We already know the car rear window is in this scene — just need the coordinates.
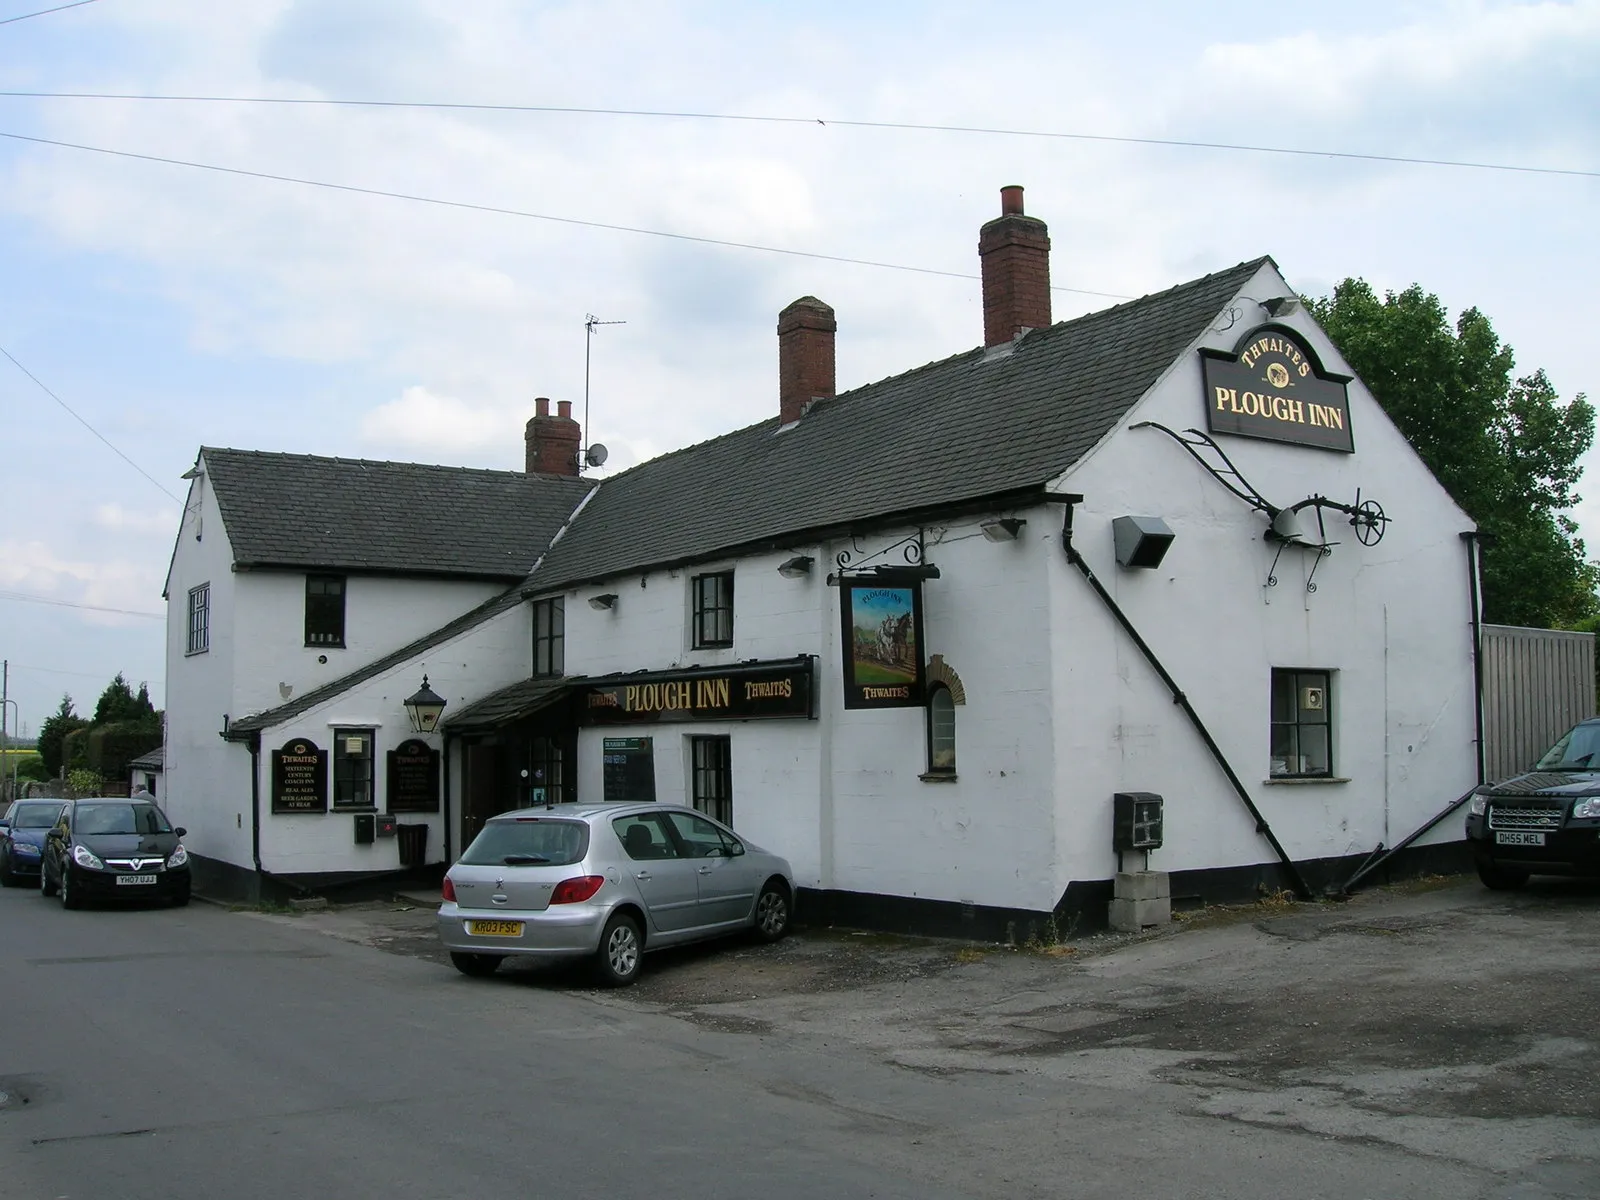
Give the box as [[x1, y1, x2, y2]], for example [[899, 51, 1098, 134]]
[[7, 803, 59, 829], [460, 819, 589, 866]]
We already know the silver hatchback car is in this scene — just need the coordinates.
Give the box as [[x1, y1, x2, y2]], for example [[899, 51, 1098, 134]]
[[437, 803, 795, 986]]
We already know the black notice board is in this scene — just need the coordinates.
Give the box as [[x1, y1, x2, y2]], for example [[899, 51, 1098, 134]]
[[602, 737, 655, 803]]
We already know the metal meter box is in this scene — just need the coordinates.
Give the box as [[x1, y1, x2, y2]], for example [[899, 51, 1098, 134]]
[[375, 813, 398, 839], [1113, 792, 1164, 852]]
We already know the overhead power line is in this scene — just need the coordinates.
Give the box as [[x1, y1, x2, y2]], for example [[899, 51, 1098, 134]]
[[0, 589, 164, 619], [0, 89, 1592, 180], [0, 342, 182, 503], [0, 129, 1134, 299], [0, 1, 99, 27]]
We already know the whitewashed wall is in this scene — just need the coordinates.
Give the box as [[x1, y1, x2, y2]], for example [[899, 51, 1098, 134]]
[[163, 468, 255, 869], [253, 600, 533, 876], [230, 571, 503, 718], [1045, 263, 1477, 896]]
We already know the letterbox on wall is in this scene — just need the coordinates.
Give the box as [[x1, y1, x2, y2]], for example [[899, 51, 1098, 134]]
[[353, 813, 376, 845], [1113, 792, 1164, 852]]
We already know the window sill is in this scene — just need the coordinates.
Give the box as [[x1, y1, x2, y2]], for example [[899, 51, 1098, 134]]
[[1263, 776, 1351, 786], [306, 643, 346, 650], [919, 772, 958, 783], [185, 648, 209, 657], [332, 805, 378, 813]]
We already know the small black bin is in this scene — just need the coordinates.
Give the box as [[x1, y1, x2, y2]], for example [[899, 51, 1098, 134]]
[[396, 823, 428, 868]]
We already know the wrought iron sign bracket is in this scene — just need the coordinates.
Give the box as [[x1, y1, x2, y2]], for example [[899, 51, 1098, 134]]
[[827, 529, 935, 585]]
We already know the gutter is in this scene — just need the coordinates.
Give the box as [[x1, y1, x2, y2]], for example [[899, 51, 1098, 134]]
[[1057, 498, 1314, 901]]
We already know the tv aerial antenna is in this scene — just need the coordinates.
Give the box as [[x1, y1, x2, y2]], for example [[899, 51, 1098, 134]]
[[582, 313, 625, 470]]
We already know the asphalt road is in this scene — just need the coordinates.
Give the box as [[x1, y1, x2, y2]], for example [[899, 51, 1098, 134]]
[[2, 876, 1598, 1199]]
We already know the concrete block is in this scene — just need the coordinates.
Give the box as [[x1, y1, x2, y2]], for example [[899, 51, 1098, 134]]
[[1114, 871, 1170, 901], [1109, 895, 1171, 932]]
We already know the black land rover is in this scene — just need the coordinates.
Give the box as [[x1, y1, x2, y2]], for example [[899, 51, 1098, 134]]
[[1466, 718, 1600, 889]]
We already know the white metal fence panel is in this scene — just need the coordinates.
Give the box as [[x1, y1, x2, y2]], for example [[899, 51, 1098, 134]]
[[1481, 623, 1596, 783]]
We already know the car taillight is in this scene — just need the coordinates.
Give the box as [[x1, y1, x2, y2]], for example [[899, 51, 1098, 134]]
[[549, 875, 604, 904], [441, 877, 457, 902]]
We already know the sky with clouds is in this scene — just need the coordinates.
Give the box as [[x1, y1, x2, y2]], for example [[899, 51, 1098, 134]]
[[1, 0, 1595, 735]]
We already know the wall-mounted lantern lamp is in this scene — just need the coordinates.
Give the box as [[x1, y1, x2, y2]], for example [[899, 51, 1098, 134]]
[[981, 517, 1026, 542], [588, 593, 619, 610], [1112, 515, 1175, 569], [777, 555, 814, 579], [403, 675, 447, 733]]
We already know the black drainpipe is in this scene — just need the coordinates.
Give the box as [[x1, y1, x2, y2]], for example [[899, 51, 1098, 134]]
[[248, 732, 263, 877], [1058, 499, 1314, 901], [1462, 530, 1487, 787], [442, 729, 453, 864]]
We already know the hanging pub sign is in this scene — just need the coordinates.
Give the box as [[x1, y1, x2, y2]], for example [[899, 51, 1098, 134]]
[[1200, 325, 1354, 453], [580, 657, 815, 726], [271, 737, 328, 814], [839, 574, 926, 709], [385, 738, 440, 813]]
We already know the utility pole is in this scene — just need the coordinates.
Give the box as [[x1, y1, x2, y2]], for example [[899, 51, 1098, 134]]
[[2, 659, 11, 804]]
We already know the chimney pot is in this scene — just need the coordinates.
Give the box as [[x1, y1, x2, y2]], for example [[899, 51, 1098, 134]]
[[979, 184, 1052, 348], [525, 397, 582, 476], [777, 296, 836, 426]]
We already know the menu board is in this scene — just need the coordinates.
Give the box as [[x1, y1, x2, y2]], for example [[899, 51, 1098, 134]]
[[386, 739, 440, 813], [602, 737, 655, 803], [271, 737, 328, 814]]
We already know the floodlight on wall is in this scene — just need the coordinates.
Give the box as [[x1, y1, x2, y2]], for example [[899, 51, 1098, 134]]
[[1260, 295, 1300, 317], [777, 555, 814, 578], [588, 593, 619, 610], [981, 517, 1026, 542], [403, 674, 447, 733], [1112, 515, 1175, 569]]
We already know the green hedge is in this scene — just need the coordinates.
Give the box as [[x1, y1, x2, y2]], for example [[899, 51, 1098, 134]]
[[89, 721, 162, 781]]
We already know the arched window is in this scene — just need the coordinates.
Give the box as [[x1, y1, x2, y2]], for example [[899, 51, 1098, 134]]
[[926, 685, 956, 775]]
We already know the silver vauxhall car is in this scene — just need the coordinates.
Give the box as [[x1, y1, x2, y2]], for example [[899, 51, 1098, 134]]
[[437, 803, 794, 986]]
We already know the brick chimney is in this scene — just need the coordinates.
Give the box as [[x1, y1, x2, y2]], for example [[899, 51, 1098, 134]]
[[978, 185, 1052, 348], [524, 397, 582, 476], [777, 296, 836, 426]]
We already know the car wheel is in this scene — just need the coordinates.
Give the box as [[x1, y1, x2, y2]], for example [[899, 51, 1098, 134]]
[[593, 911, 643, 987], [1477, 860, 1530, 891], [170, 890, 191, 908], [449, 952, 503, 977], [752, 879, 792, 943], [60, 867, 82, 910], [0, 848, 15, 887], [40, 861, 58, 897]]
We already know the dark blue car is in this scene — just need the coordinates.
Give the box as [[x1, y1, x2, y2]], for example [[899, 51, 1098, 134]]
[[0, 799, 63, 886]]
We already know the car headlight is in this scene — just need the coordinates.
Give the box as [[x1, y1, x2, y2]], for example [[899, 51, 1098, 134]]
[[72, 844, 105, 870], [14, 841, 40, 856], [1572, 797, 1600, 820], [1467, 793, 1488, 816], [167, 844, 189, 869]]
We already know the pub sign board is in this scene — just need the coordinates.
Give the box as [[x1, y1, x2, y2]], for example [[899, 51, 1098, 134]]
[[602, 737, 656, 803], [839, 575, 926, 709], [581, 658, 814, 726], [386, 738, 440, 813], [1200, 325, 1354, 453], [271, 737, 328, 814]]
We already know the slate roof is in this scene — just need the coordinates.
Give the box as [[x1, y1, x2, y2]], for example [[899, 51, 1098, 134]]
[[443, 676, 571, 733], [224, 588, 525, 737], [202, 449, 593, 579], [528, 258, 1270, 590], [127, 746, 164, 771]]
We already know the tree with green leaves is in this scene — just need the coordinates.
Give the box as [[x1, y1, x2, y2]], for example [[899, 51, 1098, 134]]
[[1311, 280, 1598, 628], [37, 694, 89, 779], [94, 672, 157, 725]]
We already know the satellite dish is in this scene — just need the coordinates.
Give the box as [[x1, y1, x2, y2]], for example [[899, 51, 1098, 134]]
[[585, 443, 609, 468]]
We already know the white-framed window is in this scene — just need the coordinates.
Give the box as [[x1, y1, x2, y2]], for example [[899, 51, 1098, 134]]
[[186, 583, 210, 655], [926, 685, 956, 775], [1270, 669, 1332, 778]]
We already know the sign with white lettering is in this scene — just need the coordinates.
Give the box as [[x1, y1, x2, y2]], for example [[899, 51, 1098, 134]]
[[271, 737, 328, 814], [602, 737, 656, 803], [1200, 326, 1353, 452]]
